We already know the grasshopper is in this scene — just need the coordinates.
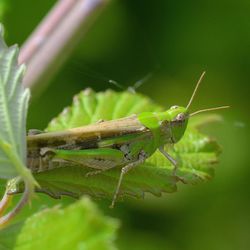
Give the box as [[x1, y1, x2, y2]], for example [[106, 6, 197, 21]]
[[27, 72, 229, 207]]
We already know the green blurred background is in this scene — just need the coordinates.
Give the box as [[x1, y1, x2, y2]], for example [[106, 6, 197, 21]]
[[1, 0, 249, 249]]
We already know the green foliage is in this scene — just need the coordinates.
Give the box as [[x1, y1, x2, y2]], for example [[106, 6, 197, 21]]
[[46, 88, 162, 131], [2, 1, 247, 249], [0, 25, 36, 189], [13, 89, 221, 201], [0, 197, 119, 250]]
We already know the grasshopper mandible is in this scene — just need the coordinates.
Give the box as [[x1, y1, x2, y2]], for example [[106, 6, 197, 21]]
[[27, 72, 229, 207]]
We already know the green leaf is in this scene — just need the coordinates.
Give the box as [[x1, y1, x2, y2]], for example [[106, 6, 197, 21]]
[[46, 88, 162, 131], [0, 25, 35, 186], [0, 24, 37, 227], [0, 197, 119, 250], [13, 89, 221, 201], [0, 222, 23, 249]]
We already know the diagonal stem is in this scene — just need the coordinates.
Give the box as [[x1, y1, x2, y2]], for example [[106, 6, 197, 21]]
[[0, 180, 31, 229], [19, 0, 110, 95], [0, 189, 13, 217], [19, 0, 77, 65]]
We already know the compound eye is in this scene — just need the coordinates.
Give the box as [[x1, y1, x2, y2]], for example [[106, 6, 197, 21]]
[[176, 113, 185, 121], [171, 105, 179, 109]]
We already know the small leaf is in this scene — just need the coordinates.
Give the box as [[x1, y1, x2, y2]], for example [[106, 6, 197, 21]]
[[12, 89, 221, 201], [0, 25, 32, 179], [0, 197, 119, 250], [0, 24, 37, 227]]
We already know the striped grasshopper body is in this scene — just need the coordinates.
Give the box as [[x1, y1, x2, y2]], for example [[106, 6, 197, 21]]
[[27, 72, 228, 207]]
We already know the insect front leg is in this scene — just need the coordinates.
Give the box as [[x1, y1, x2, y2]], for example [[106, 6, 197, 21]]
[[158, 146, 178, 175], [110, 151, 147, 208]]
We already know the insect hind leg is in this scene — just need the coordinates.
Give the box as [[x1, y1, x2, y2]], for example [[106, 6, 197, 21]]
[[85, 166, 115, 177]]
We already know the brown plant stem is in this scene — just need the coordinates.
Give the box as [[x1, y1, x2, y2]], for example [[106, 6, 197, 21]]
[[19, 0, 109, 94], [0, 189, 13, 217], [19, 0, 76, 65], [0, 180, 31, 229]]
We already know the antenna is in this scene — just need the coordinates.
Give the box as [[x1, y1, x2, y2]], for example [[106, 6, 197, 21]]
[[186, 71, 206, 110], [133, 72, 153, 90], [189, 106, 230, 117], [108, 80, 124, 90], [127, 72, 153, 94]]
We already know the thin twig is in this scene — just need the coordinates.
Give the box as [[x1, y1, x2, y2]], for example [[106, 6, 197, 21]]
[[20, 0, 109, 94], [0, 189, 13, 217], [0, 180, 31, 229]]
